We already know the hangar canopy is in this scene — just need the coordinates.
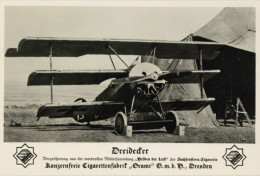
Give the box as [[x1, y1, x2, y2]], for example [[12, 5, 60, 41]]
[[193, 7, 255, 53], [191, 7, 256, 118]]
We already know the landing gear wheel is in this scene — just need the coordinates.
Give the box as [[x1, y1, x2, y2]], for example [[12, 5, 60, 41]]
[[74, 98, 86, 102], [165, 111, 179, 133], [115, 112, 127, 135]]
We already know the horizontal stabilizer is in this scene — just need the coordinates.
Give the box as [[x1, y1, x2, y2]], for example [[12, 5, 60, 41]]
[[149, 98, 215, 111], [159, 70, 220, 83], [37, 101, 124, 117], [28, 70, 128, 85], [6, 37, 222, 59]]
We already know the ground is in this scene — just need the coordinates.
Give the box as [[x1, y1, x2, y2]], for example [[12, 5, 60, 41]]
[[4, 107, 255, 143]]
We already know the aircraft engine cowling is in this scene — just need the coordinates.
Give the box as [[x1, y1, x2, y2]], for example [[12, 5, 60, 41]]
[[135, 81, 165, 97], [129, 62, 162, 77], [130, 62, 166, 97]]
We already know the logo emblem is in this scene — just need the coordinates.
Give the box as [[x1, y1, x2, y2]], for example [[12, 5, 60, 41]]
[[13, 144, 37, 168], [223, 145, 246, 169]]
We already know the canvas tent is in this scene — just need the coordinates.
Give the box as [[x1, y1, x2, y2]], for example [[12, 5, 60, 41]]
[[190, 7, 255, 118], [139, 7, 255, 127], [192, 7, 255, 53], [141, 56, 219, 127]]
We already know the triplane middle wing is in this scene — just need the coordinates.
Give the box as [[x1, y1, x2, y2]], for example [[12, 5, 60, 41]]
[[28, 70, 128, 85]]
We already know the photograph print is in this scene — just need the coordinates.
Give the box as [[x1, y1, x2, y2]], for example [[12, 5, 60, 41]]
[[4, 6, 255, 143]]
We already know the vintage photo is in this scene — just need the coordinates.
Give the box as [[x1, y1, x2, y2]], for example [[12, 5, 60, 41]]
[[4, 6, 255, 143]]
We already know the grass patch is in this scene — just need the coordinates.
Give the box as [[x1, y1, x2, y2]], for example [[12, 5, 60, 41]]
[[4, 108, 255, 143], [4, 103, 42, 109]]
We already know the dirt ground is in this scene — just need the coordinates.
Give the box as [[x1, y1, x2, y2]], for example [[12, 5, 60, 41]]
[[4, 108, 255, 143]]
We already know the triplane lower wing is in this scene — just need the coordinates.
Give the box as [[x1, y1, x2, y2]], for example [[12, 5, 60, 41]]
[[6, 37, 222, 135], [37, 101, 125, 122]]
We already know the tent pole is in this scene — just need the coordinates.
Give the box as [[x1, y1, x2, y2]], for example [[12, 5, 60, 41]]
[[199, 48, 204, 98], [49, 44, 54, 104]]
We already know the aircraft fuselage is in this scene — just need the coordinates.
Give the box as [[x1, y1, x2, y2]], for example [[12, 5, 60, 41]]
[[81, 63, 166, 121]]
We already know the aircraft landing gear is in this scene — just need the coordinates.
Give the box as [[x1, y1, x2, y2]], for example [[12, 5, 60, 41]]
[[114, 94, 180, 136], [164, 111, 179, 133], [114, 111, 180, 136], [115, 112, 127, 135]]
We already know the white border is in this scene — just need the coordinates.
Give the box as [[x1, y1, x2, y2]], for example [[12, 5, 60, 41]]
[[0, 1, 259, 175]]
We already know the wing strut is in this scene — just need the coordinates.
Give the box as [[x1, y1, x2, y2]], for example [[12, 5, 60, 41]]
[[152, 47, 156, 64], [108, 54, 116, 70], [49, 43, 54, 104], [199, 48, 204, 98], [147, 46, 156, 64], [130, 95, 136, 118], [156, 94, 165, 119], [107, 45, 129, 69]]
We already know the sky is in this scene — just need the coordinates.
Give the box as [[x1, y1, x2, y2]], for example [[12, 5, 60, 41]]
[[4, 6, 224, 83]]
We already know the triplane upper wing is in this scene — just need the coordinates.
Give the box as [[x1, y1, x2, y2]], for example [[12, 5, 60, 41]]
[[5, 37, 222, 60]]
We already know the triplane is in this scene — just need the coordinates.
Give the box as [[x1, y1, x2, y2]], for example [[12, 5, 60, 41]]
[[6, 38, 221, 135]]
